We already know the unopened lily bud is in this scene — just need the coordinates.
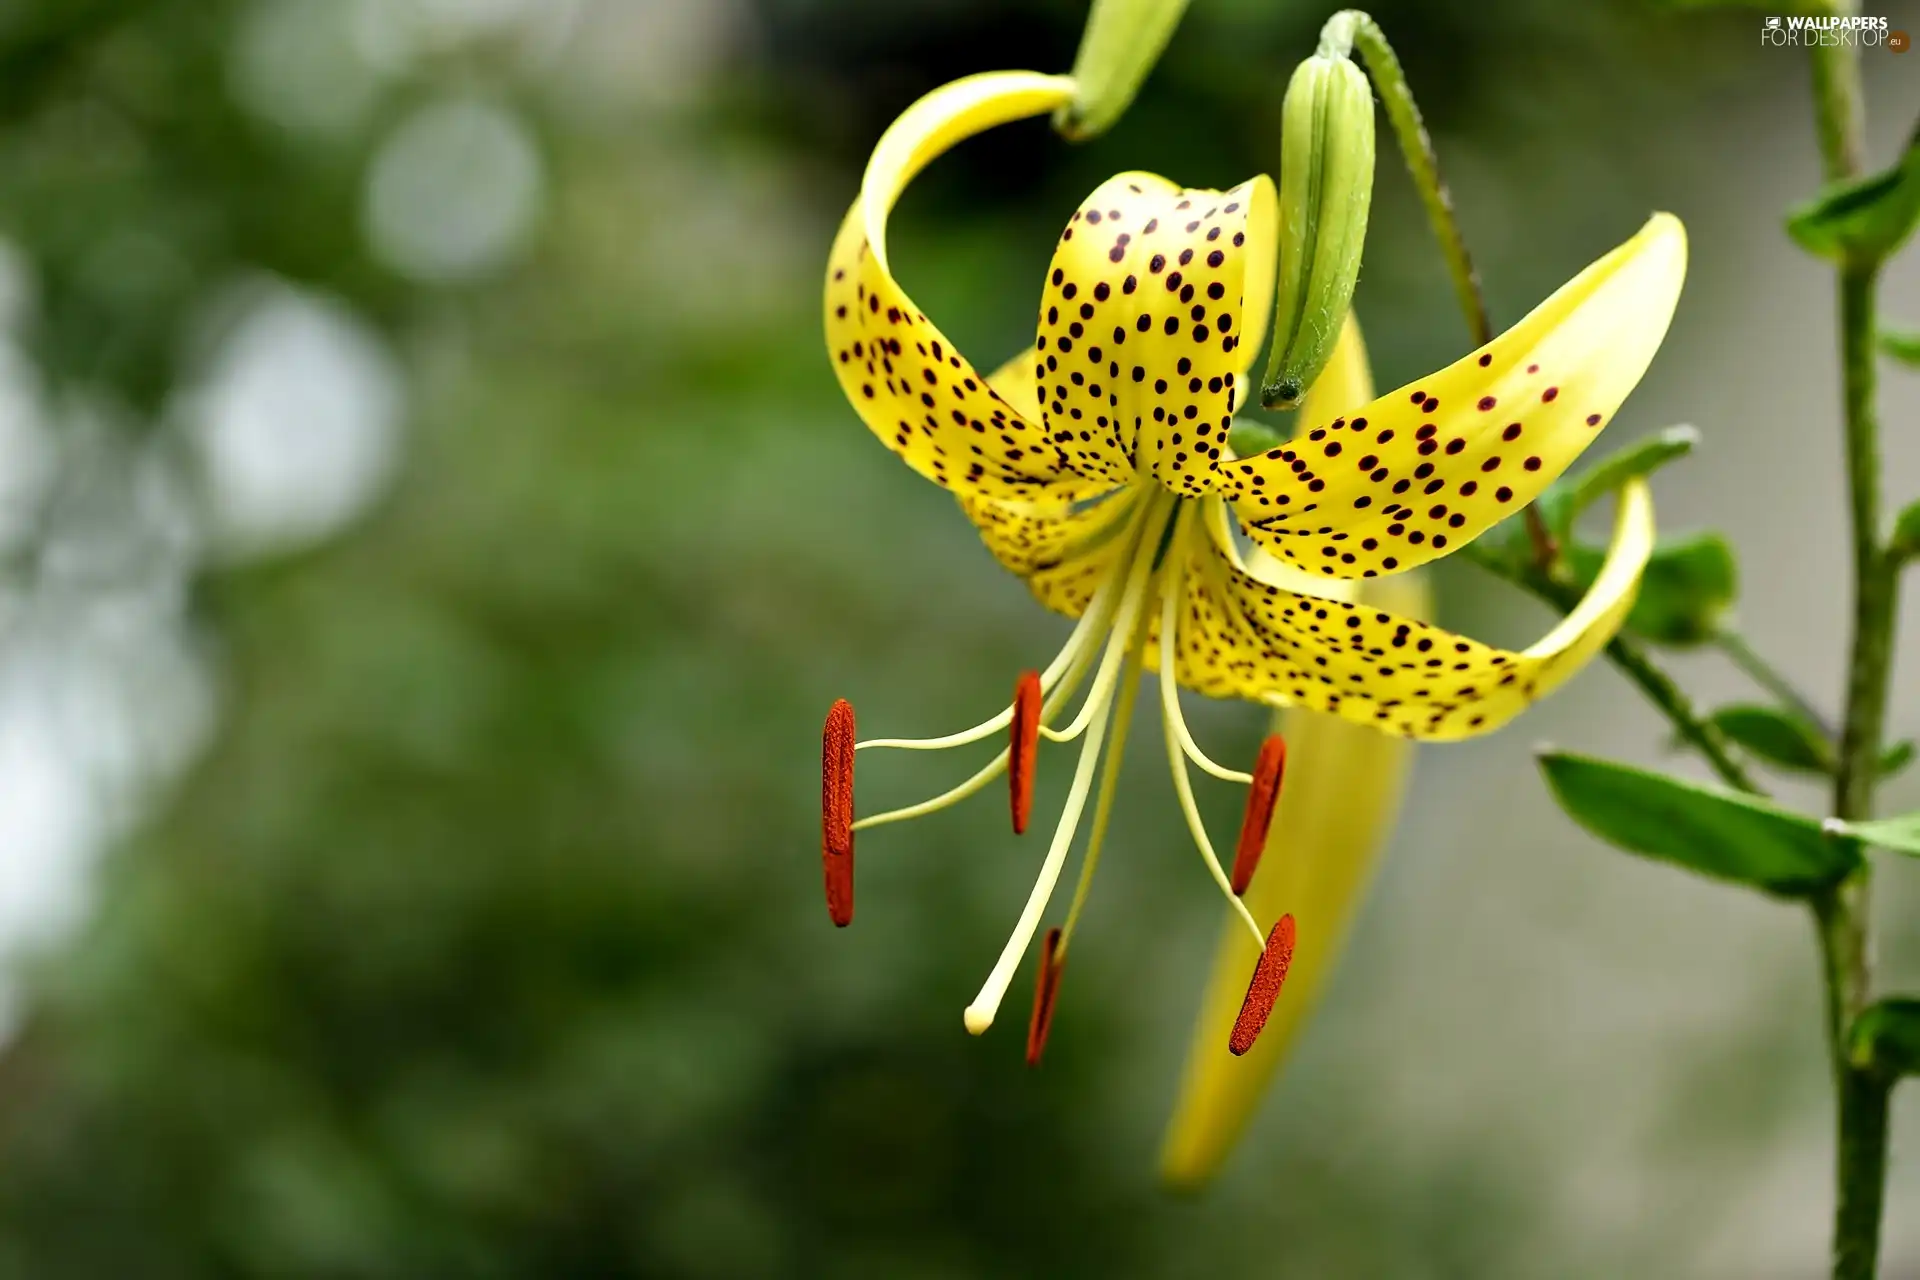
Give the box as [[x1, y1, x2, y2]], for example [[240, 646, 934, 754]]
[[1054, 0, 1194, 141], [1261, 42, 1374, 410]]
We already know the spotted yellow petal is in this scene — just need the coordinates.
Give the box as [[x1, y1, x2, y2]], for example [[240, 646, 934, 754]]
[[825, 73, 1089, 499], [1034, 172, 1279, 495], [954, 350, 1138, 617], [1159, 569, 1427, 1188], [1179, 479, 1654, 737], [1219, 213, 1686, 579]]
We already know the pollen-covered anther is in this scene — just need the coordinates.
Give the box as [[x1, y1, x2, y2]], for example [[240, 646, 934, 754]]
[[1229, 914, 1296, 1056], [1009, 669, 1042, 834], [821, 698, 857, 927], [1229, 735, 1287, 895], [1026, 926, 1067, 1066]]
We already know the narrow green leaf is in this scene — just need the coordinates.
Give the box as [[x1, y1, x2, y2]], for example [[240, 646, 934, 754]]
[[1567, 531, 1738, 647], [1849, 999, 1920, 1077], [1879, 325, 1920, 368], [1786, 132, 1920, 264], [1537, 750, 1861, 896], [1227, 419, 1286, 459], [1709, 704, 1833, 774], [1891, 498, 1920, 565], [1539, 425, 1699, 539], [1879, 740, 1916, 780], [1833, 811, 1920, 858]]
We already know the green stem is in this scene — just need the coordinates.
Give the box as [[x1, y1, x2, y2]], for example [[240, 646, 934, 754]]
[[1832, 263, 1893, 827], [1715, 628, 1834, 738], [1810, 19, 1866, 184], [1329, 11, 1560, 570], [1809, 24, 1894, 1280], [1328, 10, 1488, 346], [1463, 546, 1761, 795]]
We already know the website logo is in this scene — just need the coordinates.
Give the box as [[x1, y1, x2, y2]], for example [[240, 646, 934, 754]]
[[1761, 13, 1900, 49]]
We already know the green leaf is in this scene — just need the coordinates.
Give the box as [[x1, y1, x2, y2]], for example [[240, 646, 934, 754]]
[[1879, 740, 1916, 779], [1227, 418, 1285, 459], [1567, 531, 1738, 647], [1849, 999, 1920, 1077], [1538, 425, 1699, 540], [1891, 498, 1920, 565], [1709, 704, 1833, 774], [1879, 325, 1920, 368], [1537, 750, 1861, 896], [1833, 811, 1920, 858], [1786, 133, 1920, 265]]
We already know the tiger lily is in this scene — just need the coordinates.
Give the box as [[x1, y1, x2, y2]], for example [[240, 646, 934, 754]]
[[819, 70, 1682, 1058]]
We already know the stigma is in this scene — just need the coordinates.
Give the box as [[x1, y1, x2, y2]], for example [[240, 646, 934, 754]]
[[817, 487, 1295, 1058]]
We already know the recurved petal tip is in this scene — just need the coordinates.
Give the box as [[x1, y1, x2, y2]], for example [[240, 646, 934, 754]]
[[1229, 914, 1296, 1056], [821, 699, 856, 926]]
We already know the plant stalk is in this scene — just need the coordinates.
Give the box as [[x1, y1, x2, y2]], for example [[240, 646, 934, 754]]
[[1334, 10, 1558, 570], [1810, 23, 1893, 1279], [1462, 546, 1762, 796]]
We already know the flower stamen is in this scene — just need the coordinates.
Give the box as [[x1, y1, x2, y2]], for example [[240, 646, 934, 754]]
[[1230, 735, 1287, 895], [1165, 688, 1255, 785], [1009, 670, 1042, 834], [1158, 510, 1265, 948], [1025, 926, 1066, 1066], [849, 632, 1105, 833], [963, 494, 1170, 1035], [1056, 619, 1150, 952], [1229, 914, 1297, 1055], [855, 579, 1116, 754], [821, 698, 857, 927]]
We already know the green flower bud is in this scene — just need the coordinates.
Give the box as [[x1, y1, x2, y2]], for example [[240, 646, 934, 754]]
[[1055, 0, 1194, 142], [1261, 41, 1374, 410]]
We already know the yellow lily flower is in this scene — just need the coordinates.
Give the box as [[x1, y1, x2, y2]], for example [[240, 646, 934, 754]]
[[818, 71, 1681, 1059], [1159, 315, 1425, 1189]]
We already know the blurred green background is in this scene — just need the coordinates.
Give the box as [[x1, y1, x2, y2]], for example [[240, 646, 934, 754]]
[[0, 0, 1909, 1276]]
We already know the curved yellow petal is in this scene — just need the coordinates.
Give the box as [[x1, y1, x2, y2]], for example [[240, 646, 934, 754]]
[[825, 73, 1093, 500], [859, 73, 1076, 275], [1180, 479, 1655, 738], [1219, 213, 1686, 580], [1160, 570, 1428, 1189], [1034, 172, 1280, 494]]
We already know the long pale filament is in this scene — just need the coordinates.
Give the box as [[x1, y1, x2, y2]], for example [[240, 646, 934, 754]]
[[856, 561, 1121, 753], [1056, 593, 1153, 956], [1158, 508, 1266, 948], [850, 629, 1102, 833], [962, 492, 1171, 1034]]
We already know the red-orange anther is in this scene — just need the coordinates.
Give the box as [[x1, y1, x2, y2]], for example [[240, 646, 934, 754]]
[[821, 698, 856, 927], [1026, 926, 1066, 1066], [1009, 670, 1042, 835], [1230, 735, 1287, 895], [1229, 914, 1296, 1056]]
